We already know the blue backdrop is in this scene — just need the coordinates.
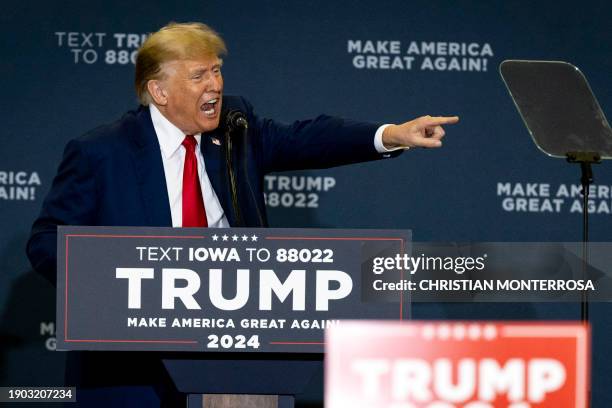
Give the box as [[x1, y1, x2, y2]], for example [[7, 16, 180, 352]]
[[2, 0, 612, 406]]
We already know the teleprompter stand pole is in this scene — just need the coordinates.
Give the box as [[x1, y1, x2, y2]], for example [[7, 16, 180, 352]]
[[566, 151, 601, 323]]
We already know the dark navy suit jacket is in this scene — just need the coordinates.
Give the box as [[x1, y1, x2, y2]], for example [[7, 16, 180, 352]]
[[27, 95, 396, 286]]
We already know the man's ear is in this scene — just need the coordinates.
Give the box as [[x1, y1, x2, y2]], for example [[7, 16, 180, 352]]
[[147, 80, 168, 106]]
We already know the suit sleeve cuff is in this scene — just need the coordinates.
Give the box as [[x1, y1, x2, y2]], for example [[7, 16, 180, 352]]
[[374, 124, 410, 153]]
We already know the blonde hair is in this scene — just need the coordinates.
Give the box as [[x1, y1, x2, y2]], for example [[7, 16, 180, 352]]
[[134, 22, 227, 105]]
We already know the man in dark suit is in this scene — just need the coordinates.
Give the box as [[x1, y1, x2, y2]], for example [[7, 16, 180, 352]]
[[26, 22, 458, 407], [27, 22, 458, 286]]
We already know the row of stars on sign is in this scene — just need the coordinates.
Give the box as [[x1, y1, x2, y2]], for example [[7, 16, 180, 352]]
[[420, 324, 498, 341], [211, 234, 259, 242]]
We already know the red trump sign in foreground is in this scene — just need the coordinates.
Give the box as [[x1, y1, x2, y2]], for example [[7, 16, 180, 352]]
[[325, 322, 589, 408]]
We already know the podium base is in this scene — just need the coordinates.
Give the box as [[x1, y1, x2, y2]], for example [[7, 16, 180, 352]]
[[187, 394, 295, 408]]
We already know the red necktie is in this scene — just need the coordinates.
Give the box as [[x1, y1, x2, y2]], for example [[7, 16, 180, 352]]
[[181, 135, 207, 227]]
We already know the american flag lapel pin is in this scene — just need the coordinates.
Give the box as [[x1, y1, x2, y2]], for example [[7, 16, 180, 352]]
[[211, 137, 221, 146]]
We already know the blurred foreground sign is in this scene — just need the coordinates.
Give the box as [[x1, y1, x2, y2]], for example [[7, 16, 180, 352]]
[[325, 321, 589, 408]]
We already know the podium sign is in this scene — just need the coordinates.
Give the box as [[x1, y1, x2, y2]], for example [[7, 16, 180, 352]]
[[56, 226, 410, 353], [326, 321, 589, 408]]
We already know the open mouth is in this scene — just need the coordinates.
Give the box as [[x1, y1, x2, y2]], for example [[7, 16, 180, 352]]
[[200, 98, 219, 117]]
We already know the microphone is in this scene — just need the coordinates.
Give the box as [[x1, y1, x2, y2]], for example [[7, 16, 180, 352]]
[[222, 107, 265, 227], [223, 108, 248, 227], [225, 109, 248, 130]]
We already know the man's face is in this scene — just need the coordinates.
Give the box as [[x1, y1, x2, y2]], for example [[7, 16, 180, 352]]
[[157, 56, 223, 134]]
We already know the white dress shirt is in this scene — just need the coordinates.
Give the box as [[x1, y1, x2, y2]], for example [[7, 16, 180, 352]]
[[374, 124, 409, 153], [149, 104, 230, 228], [150, 104, 399, 227]]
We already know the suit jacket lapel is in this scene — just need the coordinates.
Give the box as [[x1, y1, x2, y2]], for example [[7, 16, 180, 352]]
[[130, 106, 172, 227], [201, 128, 236, 226]]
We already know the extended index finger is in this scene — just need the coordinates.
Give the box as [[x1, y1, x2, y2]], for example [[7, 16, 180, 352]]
[[421, 115, 460, 126]]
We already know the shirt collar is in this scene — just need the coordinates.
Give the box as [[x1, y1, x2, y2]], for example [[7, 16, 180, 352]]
[[149, 104, 201, 159]]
